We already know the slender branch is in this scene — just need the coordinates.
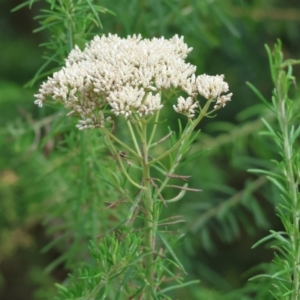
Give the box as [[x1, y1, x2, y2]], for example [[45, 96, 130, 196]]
[[140, 119, 156, 300], [130, 114, 144, 140], [152, 100, 213, 201], [127, 120, 142, 156], [149, 131, 173, 149], [154, 153, 183, 200], [103, 129, 146, 190], [276, 71, 300, 300], [102, 127, 141, 160], [149, 98, 213, 166], [166, 185, 202, 192], [147, 109, 160, 147], [164, 186, 187, 203], [189, 176, 267, 233]]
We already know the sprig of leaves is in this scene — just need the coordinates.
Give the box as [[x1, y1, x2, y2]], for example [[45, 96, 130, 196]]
[[12, 0, 114, 86], [248, 40, 300, 299]]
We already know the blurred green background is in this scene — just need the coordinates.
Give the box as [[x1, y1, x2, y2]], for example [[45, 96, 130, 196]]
[[1, 0, 300, 299]]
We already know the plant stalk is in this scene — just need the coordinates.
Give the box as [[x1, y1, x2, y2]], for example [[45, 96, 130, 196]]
[[276, 74, 300, 300], [140, 119, 156, 300]]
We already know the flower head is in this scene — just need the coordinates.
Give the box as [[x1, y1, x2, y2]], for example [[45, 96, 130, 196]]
[[34, 34, 232, 129], [196, 74, 229, 100], [214, 93, 233, 109], [173, 96, 198, 118]]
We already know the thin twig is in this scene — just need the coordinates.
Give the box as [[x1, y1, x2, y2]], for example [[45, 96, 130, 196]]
[[166, 173, 191, 181], [149, 131, 173, 148], [167, 185, 202, 192]]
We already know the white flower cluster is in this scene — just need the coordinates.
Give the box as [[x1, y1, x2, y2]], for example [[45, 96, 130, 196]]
[[196, 74, 232, 109], [173, 96, 197, 118], [34, 34, 232, 129]]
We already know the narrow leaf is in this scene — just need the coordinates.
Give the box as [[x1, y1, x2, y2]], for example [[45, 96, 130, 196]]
[[157, 232, 186, 273], [246, 82, 274, 111], [158, 280, 200, 295], [252, 231, 287, 249]]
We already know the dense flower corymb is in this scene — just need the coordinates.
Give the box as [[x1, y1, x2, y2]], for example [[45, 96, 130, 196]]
[[34, 34, 232, 129]]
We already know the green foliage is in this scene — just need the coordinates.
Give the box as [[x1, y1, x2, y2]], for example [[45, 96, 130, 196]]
[[12, 0, 114, 86], [2, 0, 300, 299], [55, 231, 147, 299], [248, 41, 300, 299]]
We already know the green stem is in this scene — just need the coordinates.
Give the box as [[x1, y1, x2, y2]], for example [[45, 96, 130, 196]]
[[127, 120, 142, 156], [102, 127, 141, 160], [64, 0, 75, 52], [140, 120, 156, 299], [149, 99, 213, 166], [131, 114, 144, 140], [154, 153, 182, 200], [276, 74, 300, 300], [103, 129, 146, 190], [147, 110, 160, 148]]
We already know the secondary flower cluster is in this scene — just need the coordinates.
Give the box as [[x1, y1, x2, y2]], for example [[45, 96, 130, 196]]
[[34, 34, 232, 129]]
